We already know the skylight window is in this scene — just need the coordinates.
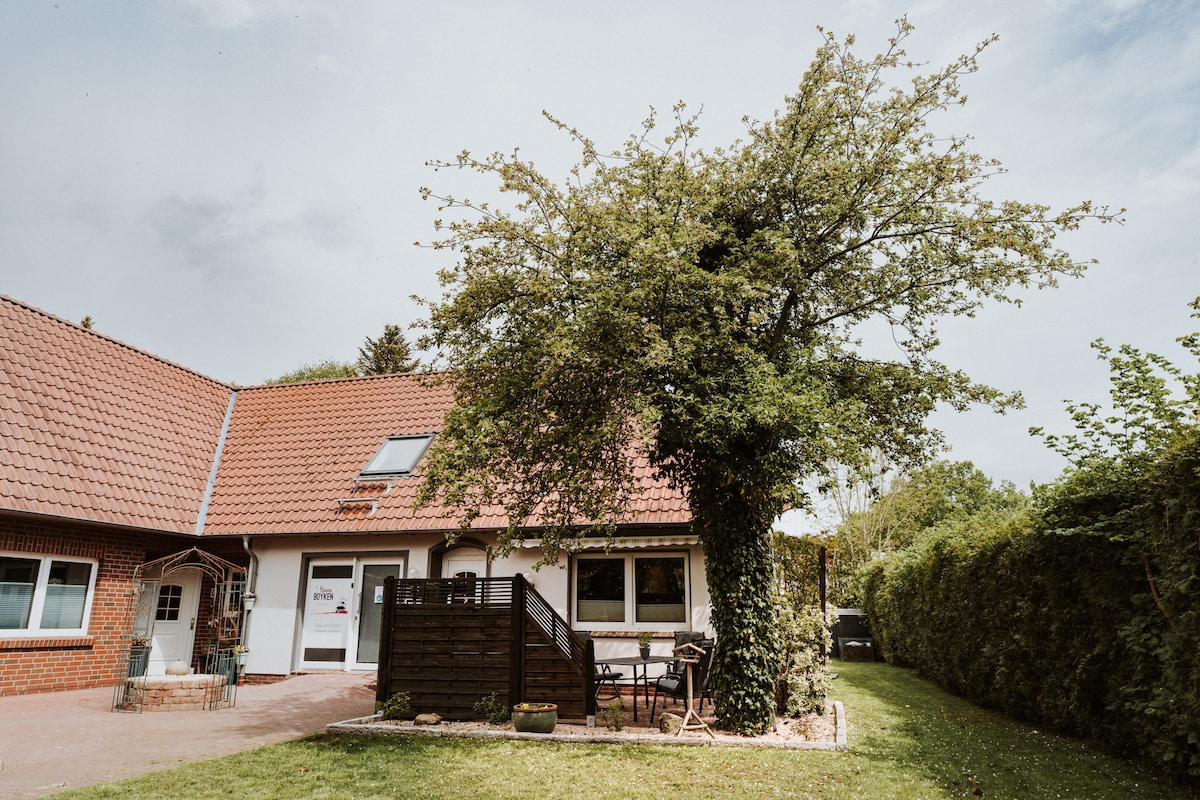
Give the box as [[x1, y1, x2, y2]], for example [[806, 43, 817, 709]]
[[361, 434, 435, 477]]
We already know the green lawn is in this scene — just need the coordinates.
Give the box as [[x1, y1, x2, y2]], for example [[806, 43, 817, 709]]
[[52, 662, 1194, 799]]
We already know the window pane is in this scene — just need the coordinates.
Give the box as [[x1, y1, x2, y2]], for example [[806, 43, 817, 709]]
[[0, 557, 39, 629], [576, 559, 625, 622], [39, 561, 92, 629], [361, 435, 433, 476], [635, 557, 686, 623], [156, 584, 183, 621]]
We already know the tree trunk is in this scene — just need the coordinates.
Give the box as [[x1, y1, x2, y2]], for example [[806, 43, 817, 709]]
[[692, 478, 780, 735]]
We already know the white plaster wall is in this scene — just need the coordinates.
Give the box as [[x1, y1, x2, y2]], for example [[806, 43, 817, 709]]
[[240, 534, 710, 678], [242, 533, 449, 676]]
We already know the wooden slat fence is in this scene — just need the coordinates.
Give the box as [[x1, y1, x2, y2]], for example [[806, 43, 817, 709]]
[[376, 576, 596, 720]]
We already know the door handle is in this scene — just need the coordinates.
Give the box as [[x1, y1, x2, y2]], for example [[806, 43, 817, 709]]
[[190, 617, 195, 630]]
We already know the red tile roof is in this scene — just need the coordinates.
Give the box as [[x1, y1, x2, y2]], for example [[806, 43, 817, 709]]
[[0, 296, 231, 533], [1, 296, 690, 536]]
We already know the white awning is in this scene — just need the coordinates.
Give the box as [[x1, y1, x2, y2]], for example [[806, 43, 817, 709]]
[[518, 535, 699, 550]]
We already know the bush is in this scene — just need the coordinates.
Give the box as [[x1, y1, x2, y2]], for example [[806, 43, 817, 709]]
[[472, 692, 511, 725], [376, 691, 412, 721], [775, 602, 831, 717], [599, 699, 625, 731], [861, 453, 1200, 784]]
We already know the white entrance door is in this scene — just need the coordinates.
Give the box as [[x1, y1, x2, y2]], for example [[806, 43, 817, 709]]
[[299, 556, 406, 671], [147, 570, 201, 675]]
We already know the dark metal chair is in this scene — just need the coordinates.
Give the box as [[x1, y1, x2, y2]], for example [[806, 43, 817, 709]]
[[594, 663, 625, 703], [578, 631, 626, 704], [665, 631, 704, 677]]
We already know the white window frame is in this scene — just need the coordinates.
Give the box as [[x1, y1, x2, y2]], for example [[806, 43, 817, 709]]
[[0, 551, 98, 637], [571, 551, 690, 631]]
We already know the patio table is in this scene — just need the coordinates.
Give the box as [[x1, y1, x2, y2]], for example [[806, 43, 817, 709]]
[[594, 655, 675, 721]]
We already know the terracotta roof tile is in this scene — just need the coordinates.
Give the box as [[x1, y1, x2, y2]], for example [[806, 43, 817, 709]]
[[0, 295, 232, 533], [2, 295, 690, 536], [203, 373, 690, 534]]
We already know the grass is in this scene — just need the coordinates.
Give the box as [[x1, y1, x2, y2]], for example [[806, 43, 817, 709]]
[[51, 662, 1195, 799]]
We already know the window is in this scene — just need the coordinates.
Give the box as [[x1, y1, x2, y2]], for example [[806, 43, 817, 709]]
[[155, 584, 183, 621], [0, 553, 97, 635], [360, 434, 435, 477], [573, 553, 687, 628]]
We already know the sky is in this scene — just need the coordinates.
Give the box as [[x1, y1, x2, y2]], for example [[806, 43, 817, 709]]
[[2, 0, 1199, 500]]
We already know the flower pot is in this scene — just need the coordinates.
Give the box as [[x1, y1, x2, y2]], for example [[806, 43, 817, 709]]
[[235, 652, 247, 667], [511, 703, 557, 733], [242, 594, 256, 612], [128, 645, 150, 677], [639, 645, 651, 660]]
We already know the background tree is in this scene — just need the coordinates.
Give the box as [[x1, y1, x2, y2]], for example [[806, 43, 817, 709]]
[[829, 459, 1027, 605], [357, 323, 420, 375], [265, 358, 359, 385], [415, 21, 1117, 733]]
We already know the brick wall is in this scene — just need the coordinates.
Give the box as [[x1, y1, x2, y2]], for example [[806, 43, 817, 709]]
[[0, 513, 244, 696]]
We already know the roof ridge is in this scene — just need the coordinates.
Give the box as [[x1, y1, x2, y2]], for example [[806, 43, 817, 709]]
[[239, 369, 451, 391], [0, 294, 233, 392]]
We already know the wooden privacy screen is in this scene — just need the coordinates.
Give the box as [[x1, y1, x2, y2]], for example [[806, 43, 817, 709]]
[[376, 576, 596, 720]]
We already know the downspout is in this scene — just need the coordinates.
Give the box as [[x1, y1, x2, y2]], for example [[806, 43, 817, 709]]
[[242, 535, 259, 595]]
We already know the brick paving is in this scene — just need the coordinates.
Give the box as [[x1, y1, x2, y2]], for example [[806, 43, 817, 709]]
[[0, 671, 376, 799]]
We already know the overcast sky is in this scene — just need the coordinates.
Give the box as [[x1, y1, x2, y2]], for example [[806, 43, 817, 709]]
[[2, 0, 1198, 495]]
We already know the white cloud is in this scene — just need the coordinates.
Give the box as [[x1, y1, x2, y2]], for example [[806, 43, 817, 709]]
[[4, 0, 1200, 484], [165, 0, 312, 29]]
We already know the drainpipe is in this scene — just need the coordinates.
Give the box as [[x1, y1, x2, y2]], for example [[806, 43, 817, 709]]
[[241, 536, 259, 661], [242, 535, 259, 595]]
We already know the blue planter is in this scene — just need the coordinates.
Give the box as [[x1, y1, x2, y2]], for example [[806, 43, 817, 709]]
[[127, 645, 150, 677]]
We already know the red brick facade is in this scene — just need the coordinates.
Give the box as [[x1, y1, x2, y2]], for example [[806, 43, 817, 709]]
[[0, 513, 244, 696]]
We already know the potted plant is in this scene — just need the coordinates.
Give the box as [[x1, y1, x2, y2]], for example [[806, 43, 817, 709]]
[[511, 702, 557, 733], [127, 634, 151, 677], [232, 644, 249, 667], [637, 631, 654, 660], [242, 592, 257, 612]]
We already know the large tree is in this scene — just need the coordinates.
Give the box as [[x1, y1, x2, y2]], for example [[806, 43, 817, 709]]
[[415, 21, 1117, 733], [357, 324, 420, 375]]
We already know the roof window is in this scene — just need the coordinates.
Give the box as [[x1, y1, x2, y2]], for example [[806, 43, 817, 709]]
[[360, 434, 435, 477]]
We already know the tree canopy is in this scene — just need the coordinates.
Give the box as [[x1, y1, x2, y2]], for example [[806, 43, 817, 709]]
[[415, 20, 1117, 733], [357, 323, 420, 375], [265, 324, 419, 384], [828, 459, 1027, 605], [265, 358, 359, 385]]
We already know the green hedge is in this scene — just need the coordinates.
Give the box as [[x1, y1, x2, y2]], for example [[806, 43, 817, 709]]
[[861, 432, 1200, 782]]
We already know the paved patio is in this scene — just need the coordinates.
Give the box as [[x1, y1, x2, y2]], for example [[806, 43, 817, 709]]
[[0, 672, 376, 799]]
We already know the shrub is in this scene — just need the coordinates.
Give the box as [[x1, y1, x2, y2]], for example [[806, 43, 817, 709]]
[[376, 691, 412, 721], [861, 470, 1200, 783], [599, 699, 625, 731], [775, 602, 831, 717], [473, 692, 511, 725]]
